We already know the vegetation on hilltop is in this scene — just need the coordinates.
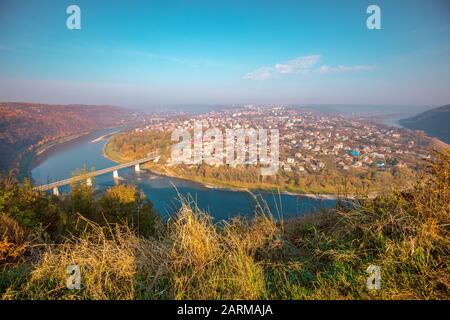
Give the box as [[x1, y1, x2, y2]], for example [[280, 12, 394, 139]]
[[0, 151, 448, 299], [0, 102, 132, 174], [400, 104, 450, 144]]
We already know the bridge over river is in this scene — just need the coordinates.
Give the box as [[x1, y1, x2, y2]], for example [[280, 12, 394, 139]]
[[33, 151, 160, 195]]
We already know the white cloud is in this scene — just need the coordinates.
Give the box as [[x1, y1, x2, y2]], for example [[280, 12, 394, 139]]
[[317, 64, 376, 74], [243, 67, 273, 80], [274, 55, 320, 74], [243, 55, 375, 80], [244, 55, 320, 80]]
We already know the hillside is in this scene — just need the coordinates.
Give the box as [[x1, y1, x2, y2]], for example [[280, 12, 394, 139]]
[[399, 104, 450, 144], [0, 150, 448, 299], [0, 102, 133, 174]]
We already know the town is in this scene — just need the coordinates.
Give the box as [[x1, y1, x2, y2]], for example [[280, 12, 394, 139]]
[[132, 105, 433, 177]]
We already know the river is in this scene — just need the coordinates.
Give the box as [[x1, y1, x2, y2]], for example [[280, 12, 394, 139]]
[[31, 128, 336, 221]]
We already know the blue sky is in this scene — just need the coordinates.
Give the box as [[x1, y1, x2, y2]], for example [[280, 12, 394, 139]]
[[0, 0, 449, 108]]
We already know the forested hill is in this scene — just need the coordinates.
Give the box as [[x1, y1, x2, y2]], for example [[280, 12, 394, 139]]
[[399, 104, 450, 144], [0, 102, 133, 174]]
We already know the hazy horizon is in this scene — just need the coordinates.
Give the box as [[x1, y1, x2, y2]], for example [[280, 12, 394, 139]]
[[0, 101, 439, 115]]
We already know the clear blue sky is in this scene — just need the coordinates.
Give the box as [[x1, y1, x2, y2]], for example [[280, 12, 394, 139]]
[[0, 0, 449, 108]]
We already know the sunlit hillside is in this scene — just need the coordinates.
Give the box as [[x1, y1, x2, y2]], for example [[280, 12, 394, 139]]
[[0, 103, 133, 174]]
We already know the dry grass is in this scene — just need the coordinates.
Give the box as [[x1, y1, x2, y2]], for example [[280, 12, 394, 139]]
[[3, 216, 169, 300], [1, 151, 449, 300], [2, 204, 279, 300], [168, 195, 279, 299]]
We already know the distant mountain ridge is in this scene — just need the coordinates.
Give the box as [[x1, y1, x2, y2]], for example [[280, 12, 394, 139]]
[[0, 102, 133, 174], [399, 104, 450, 144]]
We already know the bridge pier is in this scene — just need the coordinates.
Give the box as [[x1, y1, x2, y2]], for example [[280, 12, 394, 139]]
[[52, 187, 60, 196], [86, 178, 93, 187], [113, 170, 119, 179], [134, 164, 140, 172]]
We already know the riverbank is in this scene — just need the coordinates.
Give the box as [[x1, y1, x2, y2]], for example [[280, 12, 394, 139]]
[[24, 126, 130, 181], [149, 166, 349, 199], [103, 139, 362, 200], [102, 142, 255, 192], [19, 131, 93, 179], [90, 131, 120, 143]]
